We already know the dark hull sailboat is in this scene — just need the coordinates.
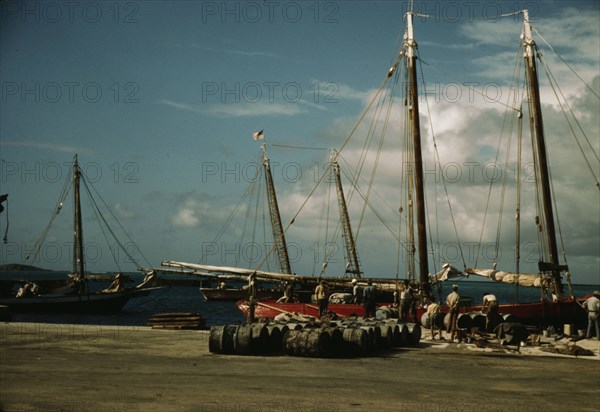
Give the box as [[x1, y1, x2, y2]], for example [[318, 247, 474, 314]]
[[0, 287, 160, 314], [0, 155, 162, 314]]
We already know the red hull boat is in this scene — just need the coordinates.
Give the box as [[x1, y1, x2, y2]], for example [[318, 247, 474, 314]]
[[237, 297, 587, 327]]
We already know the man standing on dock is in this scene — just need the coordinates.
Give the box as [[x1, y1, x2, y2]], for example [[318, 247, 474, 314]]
[[583, 290, 600, 341], [446, 285, 460, 342], [315, 280, 329, 318], [399, 281, 412, 322], [426, 301, 441, 340], [482, 292, 498, 332], [363, 281, 377, 318]]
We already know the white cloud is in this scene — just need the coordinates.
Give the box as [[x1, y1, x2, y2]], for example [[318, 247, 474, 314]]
[[0, 140, 93, 155], [113, 203, 135, 220], [208, 101, 305, 117], [158, 99, 203, 114], [169, 193, 233, 229], [158, 98, 306, 117]]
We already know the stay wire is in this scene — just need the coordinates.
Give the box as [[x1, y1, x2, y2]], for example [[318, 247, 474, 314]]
[[532, 26, 600, 100], [474, 45, 524, 268], [80, 175, 142, 269], [417, 50, 467, 270], [536, 47, 600, 188], [251, 71, 395, 273], [28, 168, 72, 264]]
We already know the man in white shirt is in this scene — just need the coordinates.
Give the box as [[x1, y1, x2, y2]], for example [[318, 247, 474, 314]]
[[482, 292, 498, 332], [583, 290, 600, 340]]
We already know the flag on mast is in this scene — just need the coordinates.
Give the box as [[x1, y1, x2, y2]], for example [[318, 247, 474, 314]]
[[252, 130, 264, 140]]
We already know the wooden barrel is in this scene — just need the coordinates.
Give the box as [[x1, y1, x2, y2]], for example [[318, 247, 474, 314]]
[[444, 313, 473, 331], [457, 313, 473, 330], [469, 313, 486, 330], [501, 313, 518, 323], [420, 312, 433, 328], [398, 323, 409, 347], [208, 325, 237, 354], [250, 323, 270, 354], [359, 325, 379, 352], [322, 327, 343, 357], [406, 323, 421, 346], [233, 325, 253, 355], [479, 313, 505, 332], [376, 306, 399, 319], [322, 327, 343, 346], [388, 324, 401, 347], [277, 324, 290, 335], [341, 328, 368, 357], [284, 329, 331, 358], [286, 323, 305, 331], [378, 325, 393, 349], [266, 325, 283, 353]]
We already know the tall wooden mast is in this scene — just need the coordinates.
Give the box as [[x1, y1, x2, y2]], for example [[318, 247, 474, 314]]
[[262, 144, 292, 274], [405, 12, 430, 298], [522, 10, 563, 296], [332, 158, 361, 278], [73, 155, 85, 280]]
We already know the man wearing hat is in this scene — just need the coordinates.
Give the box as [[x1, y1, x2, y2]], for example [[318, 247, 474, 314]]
[[582, 291, 600, 340]]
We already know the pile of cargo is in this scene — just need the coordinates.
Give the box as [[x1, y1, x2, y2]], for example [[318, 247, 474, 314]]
[[209, 318, 421, 358]]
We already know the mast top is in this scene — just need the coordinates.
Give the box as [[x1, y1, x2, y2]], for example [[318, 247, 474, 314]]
[[521, 10, 535, 58], [405, 12, 416, 58]]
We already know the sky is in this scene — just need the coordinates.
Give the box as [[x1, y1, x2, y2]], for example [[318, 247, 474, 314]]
[[1, 0, 599, 285]]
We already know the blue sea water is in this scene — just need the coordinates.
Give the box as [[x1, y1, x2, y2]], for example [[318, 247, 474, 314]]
[[1, 271, 597, 327]]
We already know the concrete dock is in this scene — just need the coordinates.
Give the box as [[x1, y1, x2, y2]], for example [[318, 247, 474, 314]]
[[1, 322, 599, 412]]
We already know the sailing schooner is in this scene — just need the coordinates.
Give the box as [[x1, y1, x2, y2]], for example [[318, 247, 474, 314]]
[[164, 8, 595, 327], [0, 155, 163, 313]]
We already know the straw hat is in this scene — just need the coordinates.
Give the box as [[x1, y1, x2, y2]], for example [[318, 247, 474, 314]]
[[593, 290, 600, 297]]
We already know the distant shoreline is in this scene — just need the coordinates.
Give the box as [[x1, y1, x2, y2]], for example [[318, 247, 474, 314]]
[[0, 263, 55, 272]]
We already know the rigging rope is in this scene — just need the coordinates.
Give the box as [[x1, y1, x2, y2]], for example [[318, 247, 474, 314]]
[[82, 174, 152, 269], [268, 143, 328, 151], [355, 63, 398, 240], [207, 149, 263, 252], [82, 178, 122, 272], [28, 167, 72, 264], [250, 74, 394, 273], [417, 49, 467, 270], [80, 176, 142, 270], [535, 46, 600, 189], [532, 26, 600, 100], [474, 45, 525, 268]]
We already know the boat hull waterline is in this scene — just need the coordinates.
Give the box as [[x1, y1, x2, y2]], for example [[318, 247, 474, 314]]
[[0, 287, 161, 314], [237, 298, 587, 327]]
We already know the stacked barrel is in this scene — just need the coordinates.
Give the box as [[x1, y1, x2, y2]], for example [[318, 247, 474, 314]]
[[209, 318, 421, 358]]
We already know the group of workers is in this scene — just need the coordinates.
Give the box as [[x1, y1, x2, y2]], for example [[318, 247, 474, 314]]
[[272, 277, 600, 342], [314, 279, 377, 318]]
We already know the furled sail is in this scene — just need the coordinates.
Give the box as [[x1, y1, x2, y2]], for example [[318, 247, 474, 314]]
[[432, 264, 463, 283], [465, 268, 543, 288]]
